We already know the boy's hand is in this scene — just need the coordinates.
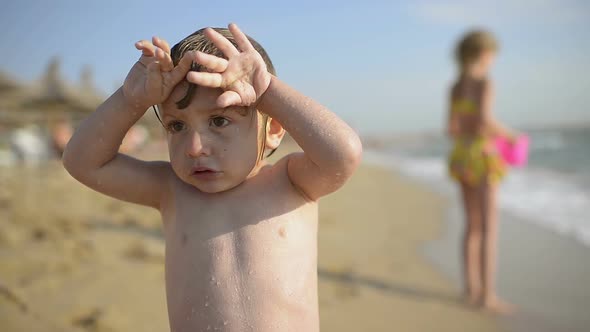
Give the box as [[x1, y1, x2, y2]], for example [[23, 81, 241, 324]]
[[123, 36, 194, 109], [186, 23, 271, 108]]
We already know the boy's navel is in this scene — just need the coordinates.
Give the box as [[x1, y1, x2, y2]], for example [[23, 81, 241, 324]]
[[278, 227, 287, 238]]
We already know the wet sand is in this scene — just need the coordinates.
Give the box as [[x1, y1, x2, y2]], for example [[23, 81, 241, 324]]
[[0, 157, 502, 331], [425, 195, 590, 332]]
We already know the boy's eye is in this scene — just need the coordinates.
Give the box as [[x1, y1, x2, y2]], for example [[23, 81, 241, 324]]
[[210, 116, 230, 128], [167, 121, 186, 133]]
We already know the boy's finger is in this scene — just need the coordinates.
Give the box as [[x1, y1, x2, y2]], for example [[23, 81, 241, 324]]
[[156, 48, 174, 72], [195, 51, 228, 73], [167, 51, 195, 84], [135, 40, 156, 56], [217, 91, 242, 108], [204, 28, 239, 57], [228, 23, 254, 52], [146, 62, 162, 96], [186, 71, 223, 88], [152, 36, 171, 54]]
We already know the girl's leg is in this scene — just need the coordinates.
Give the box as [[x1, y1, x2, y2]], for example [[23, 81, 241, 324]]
[[460, 182, 484, 305], [480, 181, 514, 314]]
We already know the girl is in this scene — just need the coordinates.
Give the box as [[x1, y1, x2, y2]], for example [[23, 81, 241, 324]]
[[447, 30, 517, 314]]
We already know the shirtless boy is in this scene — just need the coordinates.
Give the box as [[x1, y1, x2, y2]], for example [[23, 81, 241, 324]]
[[63, 23, 362, 331]]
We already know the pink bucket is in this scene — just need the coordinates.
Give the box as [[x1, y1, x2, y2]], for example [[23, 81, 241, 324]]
[[495, 135, 529, 167]]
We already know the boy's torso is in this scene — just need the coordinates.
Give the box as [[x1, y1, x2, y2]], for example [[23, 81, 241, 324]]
[[160, 158, 319, 332]]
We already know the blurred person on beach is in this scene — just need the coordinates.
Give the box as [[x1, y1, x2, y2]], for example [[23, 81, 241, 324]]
[[63, 23, 362, 332], [9, 124, 52, 164], [49, 115, 73, 157], [119, 124, 149, 154], [446, 30, 518, 314]]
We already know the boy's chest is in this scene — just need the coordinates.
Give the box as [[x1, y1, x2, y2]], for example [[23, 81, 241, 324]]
[[161, 184, 318, 287], [161, 177, 316, 249]]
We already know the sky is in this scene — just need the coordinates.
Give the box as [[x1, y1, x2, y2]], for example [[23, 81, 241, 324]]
[[1, 0, 589, 135]]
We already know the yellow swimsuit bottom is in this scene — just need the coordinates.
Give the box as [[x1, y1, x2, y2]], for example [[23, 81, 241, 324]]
[[448, 98, 507, 186], [448, 136, 507, 186]]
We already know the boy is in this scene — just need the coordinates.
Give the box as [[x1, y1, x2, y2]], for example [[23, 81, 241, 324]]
[[63, 23, 362, 331]]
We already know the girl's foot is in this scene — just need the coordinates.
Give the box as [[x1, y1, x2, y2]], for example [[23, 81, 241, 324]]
[[482, 296, 516, 315], [462, 290, 482, 307]]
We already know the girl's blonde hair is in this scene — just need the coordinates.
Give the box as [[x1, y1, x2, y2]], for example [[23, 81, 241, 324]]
[[455, 30, 498, 71]]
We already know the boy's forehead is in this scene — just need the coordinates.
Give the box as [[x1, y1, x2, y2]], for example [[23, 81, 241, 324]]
[[162, 82, 223, 114]]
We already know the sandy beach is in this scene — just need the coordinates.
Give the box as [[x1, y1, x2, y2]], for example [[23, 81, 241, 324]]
[[0, 154, 502, 331]]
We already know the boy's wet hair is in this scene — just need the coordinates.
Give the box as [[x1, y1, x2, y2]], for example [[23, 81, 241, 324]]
[[455, 30, 498, 71], [159, 27, 277, 160]]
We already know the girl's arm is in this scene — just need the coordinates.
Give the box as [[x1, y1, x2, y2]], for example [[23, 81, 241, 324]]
[[446, 85, 460, 138], [480, 80, 517, 140]]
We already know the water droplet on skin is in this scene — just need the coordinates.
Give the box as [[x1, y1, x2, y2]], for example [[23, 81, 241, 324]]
[[206, 325, 211, 330], [223, 321, 228, 326], [205, 301, 209, 307], [247, 296, 251, 300], [248, 270, 253, 275], [210, 276, 215, 281], [215, 281, 220, 286]]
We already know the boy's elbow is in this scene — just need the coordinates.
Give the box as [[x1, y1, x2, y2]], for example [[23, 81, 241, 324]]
[[61, 144, 78, 176], [62, 142, 86, 179], [61, 144, 72, 169], [342, 134, 363, 175]]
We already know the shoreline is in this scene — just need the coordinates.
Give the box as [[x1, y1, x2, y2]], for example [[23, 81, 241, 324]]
[[360, 152, 590, 332]]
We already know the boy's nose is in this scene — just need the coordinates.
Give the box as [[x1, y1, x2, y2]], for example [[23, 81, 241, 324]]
[[185, 130, 210, 158]]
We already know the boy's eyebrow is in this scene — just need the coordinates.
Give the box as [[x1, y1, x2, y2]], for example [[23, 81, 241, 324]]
[[220, 106, 249, 116], [162, 105, 249, 119]]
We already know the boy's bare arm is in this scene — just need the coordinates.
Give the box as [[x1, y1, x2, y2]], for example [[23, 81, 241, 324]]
[[63, 89, 168, 209], [63, 37, 194, 209], [258, 77, 362, 200]]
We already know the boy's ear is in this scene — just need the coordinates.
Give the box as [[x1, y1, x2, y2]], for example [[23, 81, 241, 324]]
[[265, 117, 285, 150]]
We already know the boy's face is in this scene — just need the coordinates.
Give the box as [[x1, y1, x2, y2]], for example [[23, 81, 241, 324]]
[[160, 82, 264, 193]]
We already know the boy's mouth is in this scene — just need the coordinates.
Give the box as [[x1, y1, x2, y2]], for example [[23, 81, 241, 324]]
[[190, 166, 222, 180]]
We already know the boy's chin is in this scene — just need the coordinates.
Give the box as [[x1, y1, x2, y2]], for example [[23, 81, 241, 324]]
[[190, 178, 243, 194]]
